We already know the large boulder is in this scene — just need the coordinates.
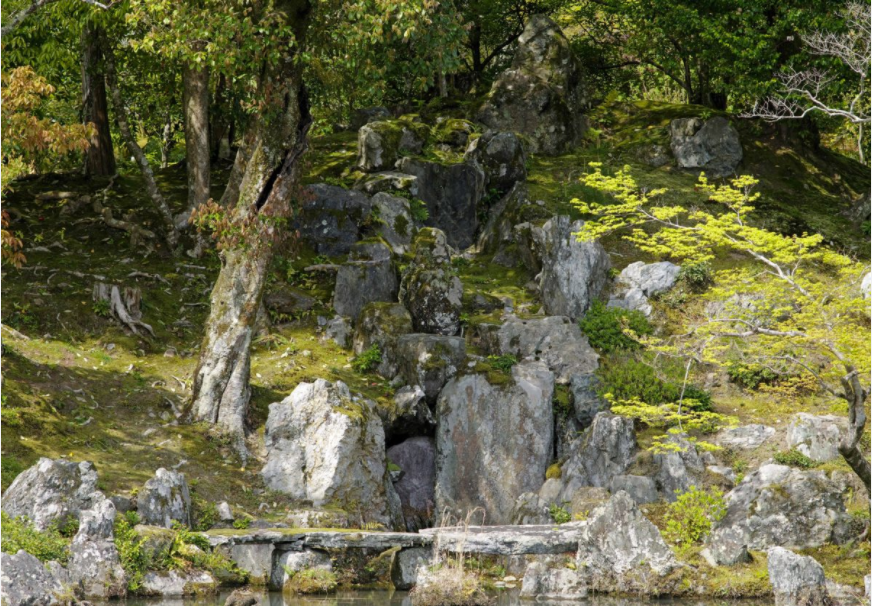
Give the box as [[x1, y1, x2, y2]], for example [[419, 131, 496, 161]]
[[350, 106, 391, 131], [435, 361, 555, 524], [477, 16, 586, 155], [477, 315, 598, 384], [707, 464, 852, 565], [0, 550, 67, 606], [670, 116, 743, 177], [390, 546, 432, 590], [68, 496, 127, 598], [569, 373, 606, 428], [136, 468, 192, 529], [261, 379, 403, 528], [352, 302, 413, 379], [271, 549, 332, 590], [297, 184, 371, 256], [371, 192, 415, 254], [534, 216, 610, 319], [652, 434, 706, 501], [396, 334, 466, 403], [463, 131, 527, 195], [1, 458, 100, 531], [387, 437, 437, 531], [717, 424, 776, 450], [396, 158, 485, 249], [787, 413, 846, 463], [140, 570, 217, 597], [333, 241, 399, 320], [608, 261, 681, 316], [768, 547, 832, 606], [356, 120, 427, 172], [399, 229, 463, 336]]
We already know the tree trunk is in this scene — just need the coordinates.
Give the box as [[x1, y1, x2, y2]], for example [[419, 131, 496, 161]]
[[839, 371, 871, 495], [183, 64, 211, 217], [81, 24, 116, 177], [190, 2, 312, 457], [160, 111, 174, 169]]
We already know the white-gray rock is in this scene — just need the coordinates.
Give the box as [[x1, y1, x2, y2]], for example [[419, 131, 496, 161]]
[[670, 116, 743, 177], [357, 121, 425, 172], [217, 501, 234, 522], [787, 413, 846, 463], [400, 228, 463, 335], [768, 547, 831, 606], [141, 570, 217, 597], [68, 496, 127, 598], [324, 316, 352, 349], [0, 550, 66, 606], [333, 241, 398, 321], [396, 334, 465, 403], [224, 543, 274, 585], [717, 424, 776, 450], [653, 434, 706, 501], [372, 192, 414, 254], [609, 261, 680, 316], [137, 468, 192, 528], [390, 546, 432, 590], [608, 475, 660, 505], [463, 131, 527, 195], [270, 549, 331, 590], [520, 559, 587, 600]]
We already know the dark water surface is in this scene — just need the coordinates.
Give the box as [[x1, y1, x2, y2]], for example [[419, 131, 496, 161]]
[[113, 589, 772, 606]]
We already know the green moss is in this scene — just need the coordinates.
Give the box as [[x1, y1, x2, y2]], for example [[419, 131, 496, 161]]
[[545, 463, 562, 480], [1, 512, 70, 563]]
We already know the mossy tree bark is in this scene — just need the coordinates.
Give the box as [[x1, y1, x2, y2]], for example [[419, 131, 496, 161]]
[[81, 24, 116, 177], [189, 0, 312, 458], [182, 64, 210, 218]]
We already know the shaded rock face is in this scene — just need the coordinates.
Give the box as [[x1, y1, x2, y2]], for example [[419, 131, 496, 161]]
[[137, 468, 192, 528], [478, 16, 586, 155], [478, 315, 599, 384], [352, 302, 413, 379], [324, 316, 352, 349], [0, 550, 66, 606], [569, 373, 605, 427], [69, 496, 127, 598], [400, 229, 463, 336], [435, 361, 555, 524], [608, 475, 659, 505], [534, 216, 610, 319], [396, 158, 485, 250], [350, 106, 391, 131], [396, 334, 466, 403], [768, 547, 832, 606], [271, 549, 331, 590], [463, 131, 527, 195], [333, 241, 399, 320], [383, 385, 435, 443], [653, 435, 706, 501], [357, 120, 427, 172], [717, 424, 776, 450], [390, 546, 431, 590], [298, 184, 371, 256], [707, 464, 852, 565], [557, 413, 636, 501], [787, 413, 845, 463], [1, 458, 99, 531], [371, 192, 414, 254], [670, 116, 743, 177], [609, 261, 680, 316], [387, 437, 437, 531], [262, 379, 403, 528]]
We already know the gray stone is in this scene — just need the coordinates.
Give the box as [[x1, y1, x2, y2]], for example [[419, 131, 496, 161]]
[[358, 171, 419, 197], [0, 550, 66, 606], [768, 547, 831, 606], [224, 587, 263, 606], [608, 475, 659, 505], [217, 501, 234, 522], [653, 434, 706, 501], [396, 333, 466, 403], [420, 524, 582, 555], [372, 192, 414, 254], [387, 437, 437, 532], [141, 570, 217, 597], [477, 16, 586, 155], [298, 184, 371, 256], [350, 107, 391, 131], [352, 302, 412, 378], [324, 316, 352, 349], [225, 543, 274, 585], [109, 495, 134, 514], [400, 229, 464, 336], [284, 509, 349, 529], [270, 549, 331, 590], [787, 413, 846, 463], [391, 546, 432, 590], [534, 216, 610, 319], [558, 412, 636, 500], [520, 559, 587, 600], [1, 458, 100, 531], [707, 465, 738, 486], [435, 361, 555, 524], [717, 424, 776, 450], [708, 464, 851, 565], [333, 241, 398, 320], [261, 379, 403, 529], [569, 373, 605, 427], [608, 261, 680, 316], [382, 385, 435, 443], [463, 131, 527, 195], [396, 158, 485, 249], [670, 116, 743, 178], [263, 287, 316, 316], [137, 468, 192, 528], [357, 120, 427, 172], [68, 496, 127, 598]]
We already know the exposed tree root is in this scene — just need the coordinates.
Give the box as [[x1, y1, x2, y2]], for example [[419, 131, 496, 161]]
[[92, 282, 155, 336]]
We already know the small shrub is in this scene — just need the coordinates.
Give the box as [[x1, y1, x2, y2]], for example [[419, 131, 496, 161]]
[[352, 344, 381, 373], [579, 300, 652, 353], [284, 568, 338, 594], [114, 511, 148, 591], [549, 503, 571, 525], [232, 517, 251, 530], [545, 463, 562, 480], [1, 512, 70, 563], [486, 354, 517, 374], [774, 449, 819, 469], [599, 359, 712, 411], [192, 496, 219, 531], [409, 565, 490, 606], [92, 298, 111, 317], [663, 486, 726, 545], [678, 261, 713, 291], [726, 362, 778, 390], [410, 198, 429, 222]]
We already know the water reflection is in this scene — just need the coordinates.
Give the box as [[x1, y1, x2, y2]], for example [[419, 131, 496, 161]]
[[113, 589, 772, 606]]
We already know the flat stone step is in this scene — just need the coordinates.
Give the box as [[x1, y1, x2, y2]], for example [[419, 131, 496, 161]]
[[421, 524, 582, 555], [203, 528, 431, 550]]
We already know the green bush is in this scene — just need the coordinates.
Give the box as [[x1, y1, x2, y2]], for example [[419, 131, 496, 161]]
[[678, 261, 714, 291], [352, 344, 381, 373], [549, 503, 571, 525], [114, 511, 149, 591], [727, 362, 778, 390], [486, 354, 518, 374], [409, 198, 429, 222], [773, 449, 819, 469], [579, 300, 652, 353], [1, 512, 70, 563], [598, 359, 712, 412], [664, 486, 727, 545]]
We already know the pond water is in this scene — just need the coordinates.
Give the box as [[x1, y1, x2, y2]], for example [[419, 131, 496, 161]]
[[114, 589, 772, 606]]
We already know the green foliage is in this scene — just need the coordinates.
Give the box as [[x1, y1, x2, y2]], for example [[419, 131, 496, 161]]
[[192, 496, 219, 531], [664, 486, 727, 545], [409, 198, 429, 222], [549, 503, 572, 525], [598, 359, 712, 412], [352, 344, 382, 373], [579, 300, 652, 353], [773, 449, 820, 469], [486, 354, 518, 374], [678, 261, 713, 291], [1, 512, 70, 563], [726, 363, 778, 390], [92, 298, 111, 318], [545, 463, 562, 480], [232, 517, 251, 530], [284, 568, 338, 594], [114, 511, 148, 591]]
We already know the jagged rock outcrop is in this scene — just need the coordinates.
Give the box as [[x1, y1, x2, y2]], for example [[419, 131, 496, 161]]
[[352, 302, 412, 378], [68, 496, 127, 598], [768, 547, 832, 606], [371, 192, 414, 254], [569, 373, 605, 427], [141, 570, 217, 597], [463, 131, 527, 195], [396, 158, 485, 249], [653, 435, 706, 501], [707, 464, 853, 565], [1, 458, 100, 531], [533, 216, 610, 319], [787, 413, 846, 463], [717, 424, 776, 450], [333, 241, 399, 320], [608, 261, 681, 316], [382, 385, 435, 443], [357, 119, 428, 172], [670, 116, 743, 177], [137, 468, 191, 528], [297, 184, 371, 256], [0, 550, 67, 606], [435, 361, 555, 524], [478, 16, 586, 155], [387, 437, 437, 531], [261, 379, 403, 528], [399, 228, 463, 335], [395, 334, 466, 403]]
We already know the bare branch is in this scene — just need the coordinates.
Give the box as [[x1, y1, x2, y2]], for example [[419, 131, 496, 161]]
[[1, 0, 114, 37]]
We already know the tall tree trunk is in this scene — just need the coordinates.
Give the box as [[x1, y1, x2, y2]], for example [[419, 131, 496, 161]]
[[189, 1, 312, 457], [81, 24, 116, 177], [182, 64, 210, 219], [160, 111, 174, 169]]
